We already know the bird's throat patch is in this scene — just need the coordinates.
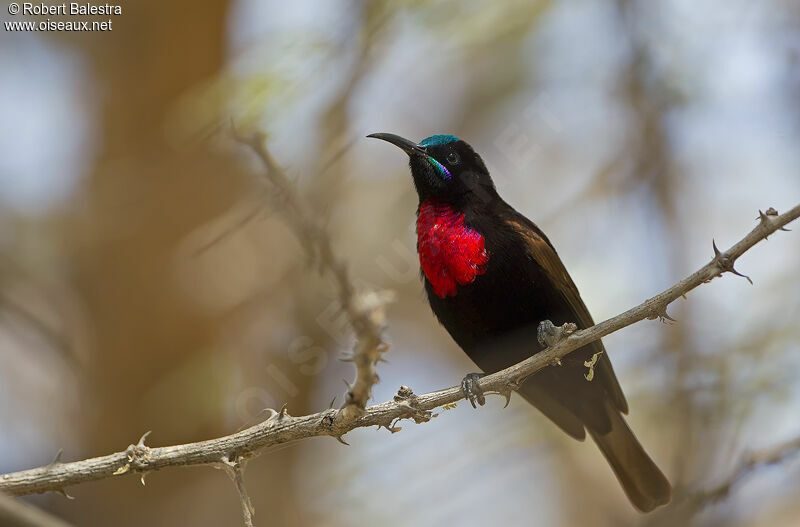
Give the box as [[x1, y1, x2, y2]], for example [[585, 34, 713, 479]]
[[416, 200, 490, 298]]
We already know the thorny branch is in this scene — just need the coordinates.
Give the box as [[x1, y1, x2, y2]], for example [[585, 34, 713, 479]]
[[221, 456, 254, 527], [643, 435, 800, 527], [0, 199, 796, 500], [233, 129, 391, 423], [691, 436, 800, 507], [0, 492, 72, 527]]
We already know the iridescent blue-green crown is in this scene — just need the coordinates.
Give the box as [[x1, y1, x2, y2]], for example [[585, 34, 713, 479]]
[[419, 134, 459, 147]]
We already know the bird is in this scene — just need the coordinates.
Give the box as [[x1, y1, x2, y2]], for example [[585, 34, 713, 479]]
[[367, 132, 671, 512]]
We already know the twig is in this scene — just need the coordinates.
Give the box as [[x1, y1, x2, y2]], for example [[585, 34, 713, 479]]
[[0, 492, 72, 527], [221, 456, 254, 527], [0, 292, 76, 368], [192, 192, 274, 255], [233, 129, 391, 422], [0, 203, 796, 497], [689, 436, 800, 507], [641, 434, 800, 527]]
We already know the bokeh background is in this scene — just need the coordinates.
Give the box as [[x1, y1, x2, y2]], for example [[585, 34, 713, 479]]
[[1, 0, 799, 525]]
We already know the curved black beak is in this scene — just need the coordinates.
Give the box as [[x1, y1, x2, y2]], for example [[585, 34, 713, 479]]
[[367, 133, 427, 156]]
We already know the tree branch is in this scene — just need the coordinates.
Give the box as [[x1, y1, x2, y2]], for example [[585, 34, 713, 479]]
[[0, 492, 72, 527], [0, 200, 796, 497], [690, 436, 800, 507], [221, 456, 254, 527], [639, 434, 800, 527], [232, 129, 390, 422]]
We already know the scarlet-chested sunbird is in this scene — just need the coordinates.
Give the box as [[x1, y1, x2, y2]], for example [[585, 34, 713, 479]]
[[368, 132, 671, 512]]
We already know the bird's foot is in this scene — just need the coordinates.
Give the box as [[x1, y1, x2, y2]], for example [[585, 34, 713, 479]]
[[460, 372, 486, 408], [536, 320, 577, 347]]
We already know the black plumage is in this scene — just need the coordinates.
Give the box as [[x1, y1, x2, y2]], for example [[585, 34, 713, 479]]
[[368, 132, 671, 512]]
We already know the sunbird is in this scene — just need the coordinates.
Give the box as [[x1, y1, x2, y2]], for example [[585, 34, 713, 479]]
[[368, 132, 671, 512]]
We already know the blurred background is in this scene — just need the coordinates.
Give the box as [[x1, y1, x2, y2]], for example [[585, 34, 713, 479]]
[[1, 0, 799, 525]]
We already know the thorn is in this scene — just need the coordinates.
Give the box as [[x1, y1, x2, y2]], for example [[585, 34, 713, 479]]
[[334, 435, 350, 446], [681, 293, 688, 300], [500, 380, 519, 408], [329, 395, 337, 409], [278, 403, 288, 419], [56, 488, 75, 500], [712, 239, 753, 285], [137, 431, 151, 448], [387, 418, 403, 433], [659, 309, 677, 323], [649, 310, 676, 324], [730, 267, 754, 285], [140, 474, 148, 487], [48, 448, 64, 467], [760, 212, 772, 239], [758, 208, 790, 233]]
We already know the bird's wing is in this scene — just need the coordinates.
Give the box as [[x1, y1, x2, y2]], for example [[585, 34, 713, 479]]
[[505, 216, 629, 414]]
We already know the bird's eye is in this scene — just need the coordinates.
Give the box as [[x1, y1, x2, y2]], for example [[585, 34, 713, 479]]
[[446, 152, 460, 165]]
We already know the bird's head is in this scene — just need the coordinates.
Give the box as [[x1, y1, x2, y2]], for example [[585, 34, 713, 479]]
[[367, 133, 496, 204]]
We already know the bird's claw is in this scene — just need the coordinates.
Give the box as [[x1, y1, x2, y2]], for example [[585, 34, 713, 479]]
[[537, 320, 577, 347], [461, 372, 486, 408], [537, 320, 556, 347]]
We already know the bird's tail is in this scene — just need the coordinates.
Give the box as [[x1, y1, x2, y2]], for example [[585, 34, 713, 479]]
[[588, 404, 672, 512]]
